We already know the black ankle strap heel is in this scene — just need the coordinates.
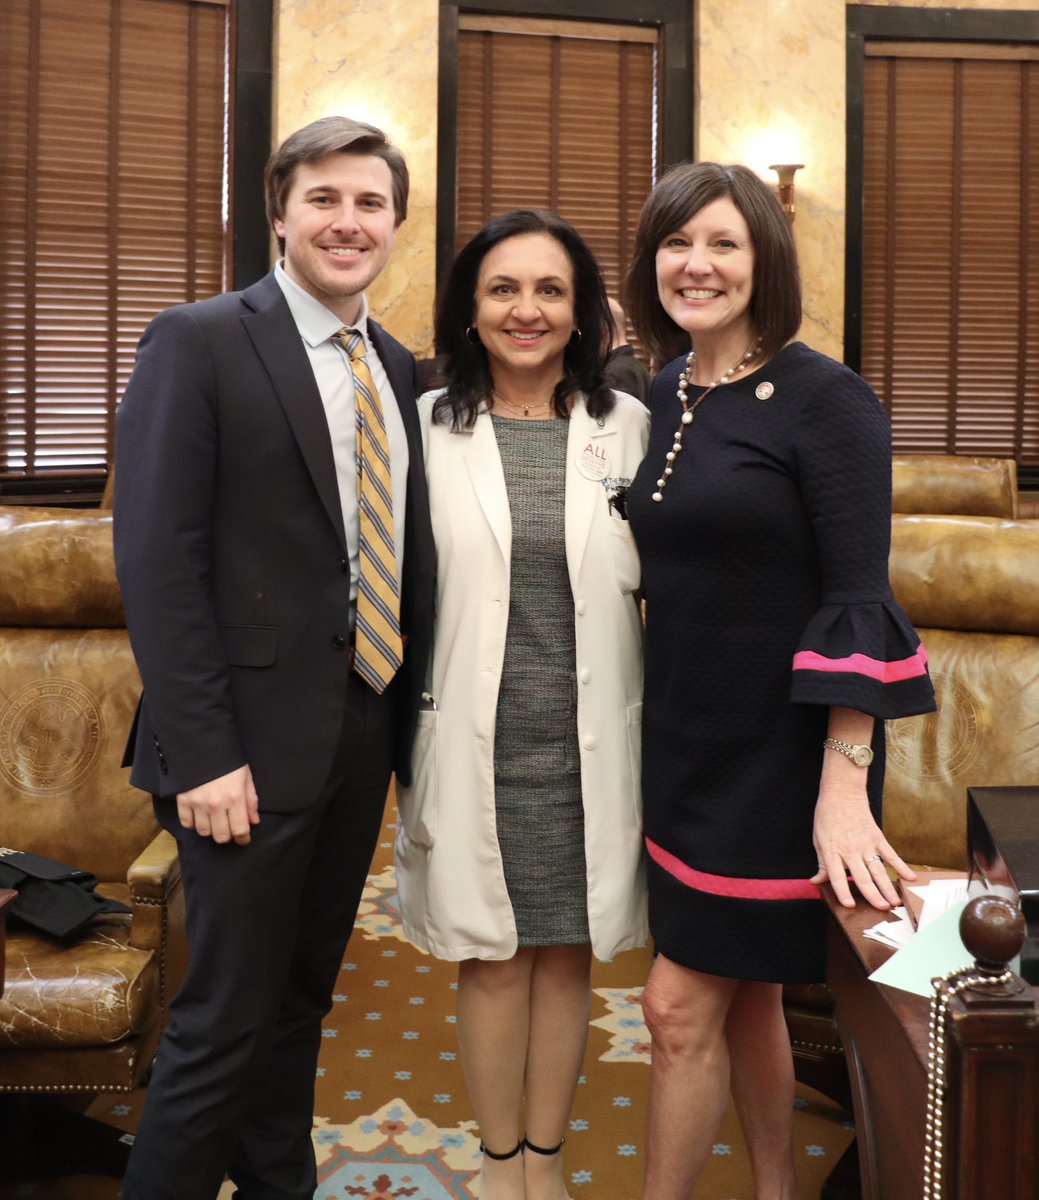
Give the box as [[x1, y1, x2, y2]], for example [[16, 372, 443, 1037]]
[[522, 1136, 565, 1156], [479, 1140, 523, 1161]]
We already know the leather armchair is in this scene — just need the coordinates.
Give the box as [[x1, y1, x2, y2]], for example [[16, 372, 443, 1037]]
[[0, 507, 186, 1100], [785, 512, 1039, 1134]]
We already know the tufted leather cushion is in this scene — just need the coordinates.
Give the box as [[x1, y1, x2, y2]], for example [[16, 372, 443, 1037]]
[[892, 454, 1018, 519], [0, 909, 157, 1049], [884, 515, 1039, 869], [890, 515, 1039, 634], [883, 627, 1039, 869], [1, 628, 151, 883], [0, 506, 150, 879], [0, 508, 124, 628]]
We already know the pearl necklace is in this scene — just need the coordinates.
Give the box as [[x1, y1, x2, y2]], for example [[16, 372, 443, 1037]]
[[650, 339, 762, 502], [492, 391, 554, 418]]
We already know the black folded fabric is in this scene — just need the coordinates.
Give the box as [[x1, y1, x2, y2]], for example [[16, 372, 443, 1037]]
[[0, 848, 131, 939]]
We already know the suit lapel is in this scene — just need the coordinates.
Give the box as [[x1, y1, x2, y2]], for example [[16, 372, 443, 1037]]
[[368, 320, 424, 522], [368, 320, 433, 593], [240, 276, 348, 550], [368, 320, 415, 413]]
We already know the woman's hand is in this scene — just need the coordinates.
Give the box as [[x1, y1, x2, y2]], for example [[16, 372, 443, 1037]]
[[810, 772, 915, 909], [810, 708, 915, 909]]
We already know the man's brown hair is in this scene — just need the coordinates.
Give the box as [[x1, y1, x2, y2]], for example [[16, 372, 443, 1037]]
[[264, 116, 409, 252]]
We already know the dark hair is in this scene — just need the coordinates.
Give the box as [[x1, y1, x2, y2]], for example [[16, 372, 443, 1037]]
[[264, 116, 409, 253], [625, 162, 801, 367], [432, 210, 614, 429]]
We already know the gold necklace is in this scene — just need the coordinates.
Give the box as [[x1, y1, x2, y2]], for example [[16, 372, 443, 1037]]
[[650, 339, 762, 503], [492, 391, 554, 418]]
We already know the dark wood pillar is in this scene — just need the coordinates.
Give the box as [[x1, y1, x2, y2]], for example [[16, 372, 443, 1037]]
[[938, 898, 1039, 1200]]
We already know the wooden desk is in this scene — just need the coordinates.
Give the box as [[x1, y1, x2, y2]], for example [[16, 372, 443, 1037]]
[[825, 893, 1039, 1200]]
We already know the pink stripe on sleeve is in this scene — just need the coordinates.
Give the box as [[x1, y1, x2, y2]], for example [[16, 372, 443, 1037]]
[[792, 641, 928, 684], [645, 838, 822, 902]]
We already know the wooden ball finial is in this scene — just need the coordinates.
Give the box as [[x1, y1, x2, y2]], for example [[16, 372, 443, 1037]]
[[959, 895, 1026, 972]]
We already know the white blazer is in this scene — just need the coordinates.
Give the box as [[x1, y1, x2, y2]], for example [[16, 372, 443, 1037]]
[[395, 389, 650, 961]]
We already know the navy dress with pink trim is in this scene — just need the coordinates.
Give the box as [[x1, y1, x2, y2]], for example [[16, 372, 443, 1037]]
[[627, 342, 936, 983]]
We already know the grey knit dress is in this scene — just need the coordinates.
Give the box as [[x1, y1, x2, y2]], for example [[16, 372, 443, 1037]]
[[490, 415, 590, 947]]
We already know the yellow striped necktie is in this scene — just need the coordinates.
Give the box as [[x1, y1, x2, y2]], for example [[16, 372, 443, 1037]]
[[334, 327, 403, 693]]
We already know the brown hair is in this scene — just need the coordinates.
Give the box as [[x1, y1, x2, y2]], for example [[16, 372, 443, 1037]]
[[625, 162, 801, 367], [264, 116, 410, 251]]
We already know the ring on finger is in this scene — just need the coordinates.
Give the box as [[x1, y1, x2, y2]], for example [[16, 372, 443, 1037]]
[[865, 854, 882, 864]]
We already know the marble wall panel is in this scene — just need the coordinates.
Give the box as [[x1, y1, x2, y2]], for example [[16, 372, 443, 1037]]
[[266, 0, 1037, 363], [275, 0, 439, 357], [698, 0, 1038, 359]]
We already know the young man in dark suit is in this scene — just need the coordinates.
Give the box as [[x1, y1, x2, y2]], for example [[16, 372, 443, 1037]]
[[114, 116, 434, 1200]]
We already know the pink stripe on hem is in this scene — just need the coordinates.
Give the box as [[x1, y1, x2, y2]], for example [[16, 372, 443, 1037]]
[[792, 641, 928, 684], [645, 837, 822, 901]]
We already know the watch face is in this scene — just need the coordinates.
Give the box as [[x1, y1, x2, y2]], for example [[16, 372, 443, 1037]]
[[852, 745, 874, 767]]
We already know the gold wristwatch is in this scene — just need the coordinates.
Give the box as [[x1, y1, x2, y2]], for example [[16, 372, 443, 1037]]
[[822, 738, 874, 767]]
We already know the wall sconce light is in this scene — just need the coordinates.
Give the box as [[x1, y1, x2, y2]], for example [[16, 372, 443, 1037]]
[[769, 163, 804, 223]]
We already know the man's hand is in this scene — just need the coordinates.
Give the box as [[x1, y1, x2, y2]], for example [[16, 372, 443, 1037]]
[[176, 765, 260, 845]]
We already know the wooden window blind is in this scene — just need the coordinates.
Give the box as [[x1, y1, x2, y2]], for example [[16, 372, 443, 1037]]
[[861, 47, 1039, 465], [0, 0, 231, 496], [456, 17, 658, 309]]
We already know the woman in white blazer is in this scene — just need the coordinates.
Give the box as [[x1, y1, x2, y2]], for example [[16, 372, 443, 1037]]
[[396, 211, 648, 1200]]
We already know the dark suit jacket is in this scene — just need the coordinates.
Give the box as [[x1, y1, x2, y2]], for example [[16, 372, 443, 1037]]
[[114, 272, 434, 809]]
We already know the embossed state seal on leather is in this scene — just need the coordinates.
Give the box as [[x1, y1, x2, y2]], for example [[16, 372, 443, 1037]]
[[887, 670, 982, 782], [0, 679, 104, 793]]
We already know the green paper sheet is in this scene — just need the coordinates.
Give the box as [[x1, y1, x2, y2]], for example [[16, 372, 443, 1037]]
[[868, 898, 973, 998]]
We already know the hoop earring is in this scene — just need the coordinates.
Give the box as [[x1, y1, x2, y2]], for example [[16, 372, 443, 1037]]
[[465, 326, 480, 345]]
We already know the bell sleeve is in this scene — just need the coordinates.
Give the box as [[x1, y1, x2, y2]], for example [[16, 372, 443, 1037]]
[[787, 361, 936, 720]]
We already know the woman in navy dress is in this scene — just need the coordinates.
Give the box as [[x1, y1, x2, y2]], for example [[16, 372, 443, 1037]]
[[624, 163, 936, 1200]]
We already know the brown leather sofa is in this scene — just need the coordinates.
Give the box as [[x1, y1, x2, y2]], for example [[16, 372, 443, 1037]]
[[0, 506, 186, 1101], [785, 510, 1039, 1178]]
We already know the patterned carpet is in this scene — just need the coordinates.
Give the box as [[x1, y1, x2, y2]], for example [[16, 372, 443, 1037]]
[[1, 800, 854, 1199]]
